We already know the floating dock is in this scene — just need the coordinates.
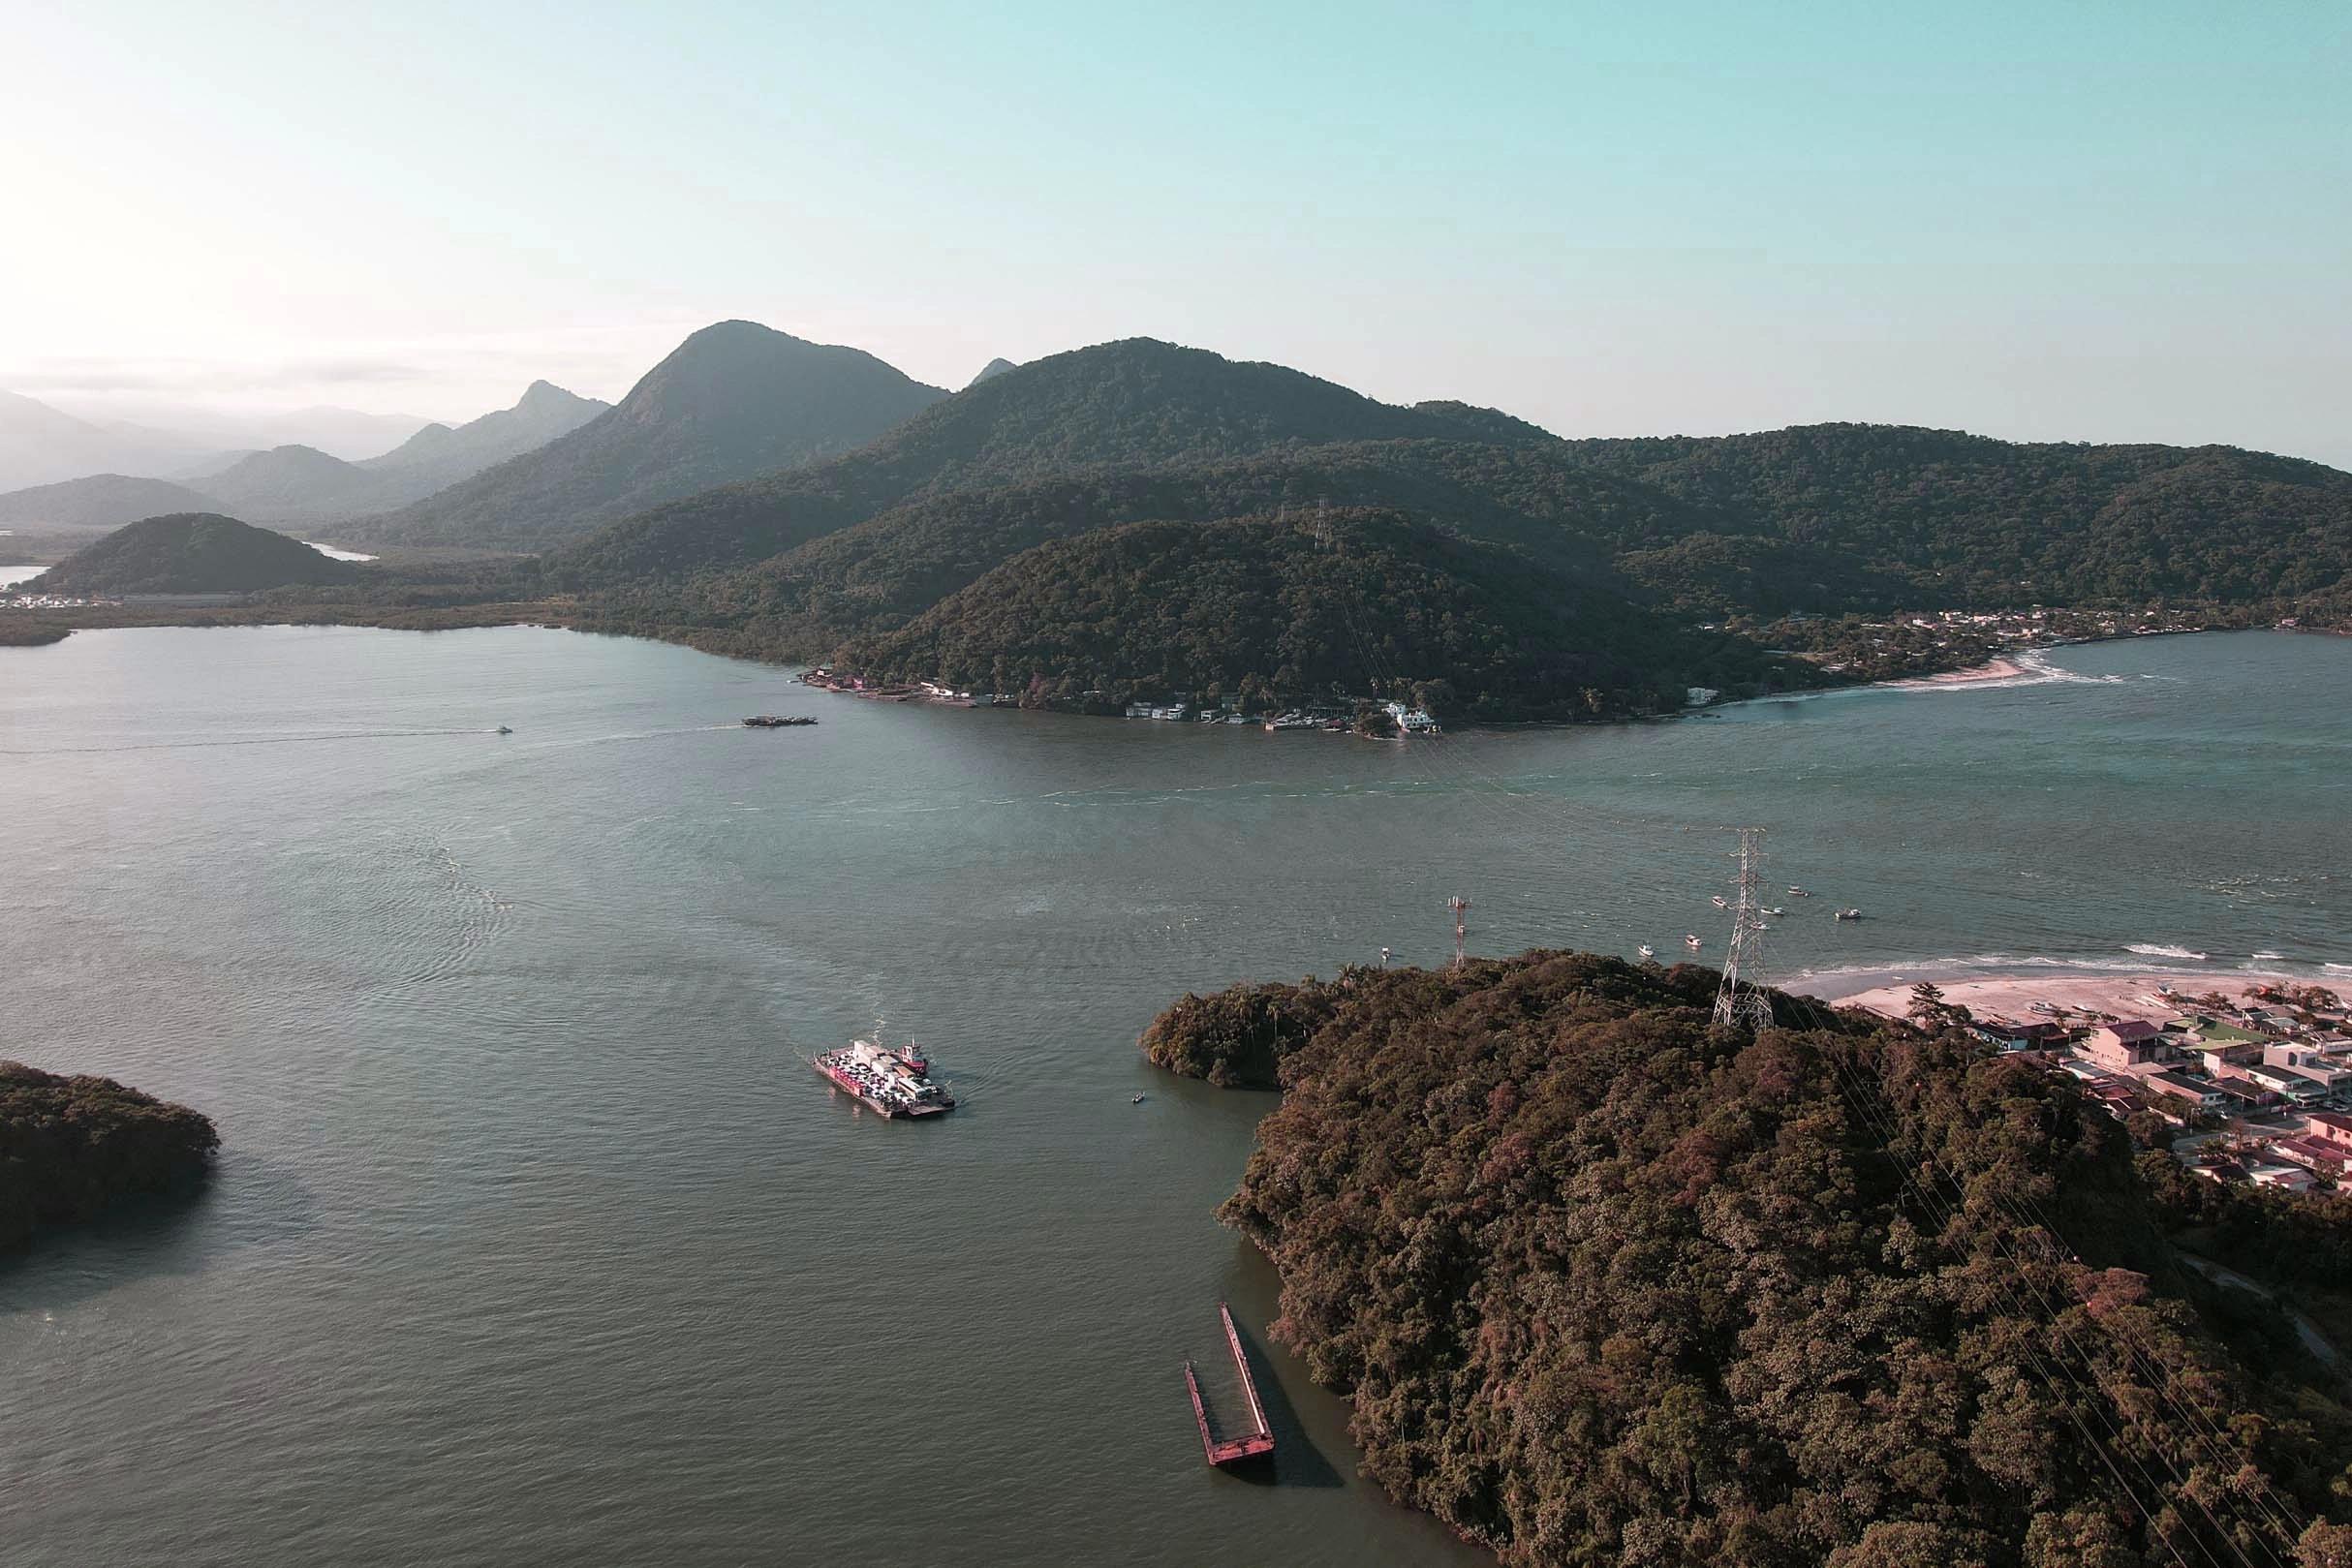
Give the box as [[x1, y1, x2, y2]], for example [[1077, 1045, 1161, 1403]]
[[1185, 1303, 1275, 1467]]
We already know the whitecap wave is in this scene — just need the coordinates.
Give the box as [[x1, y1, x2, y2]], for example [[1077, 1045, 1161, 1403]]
[[2250, 951, 2285, 961], [2124, 943, 2208, 961]]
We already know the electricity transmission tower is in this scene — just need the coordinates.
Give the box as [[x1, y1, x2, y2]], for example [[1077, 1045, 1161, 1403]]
[[1448, 895, 1472, 970], [1712, 828, 1776, 1030]]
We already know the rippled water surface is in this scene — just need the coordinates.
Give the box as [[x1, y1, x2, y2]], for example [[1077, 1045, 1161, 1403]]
[[2, 626, 2346, 1566]]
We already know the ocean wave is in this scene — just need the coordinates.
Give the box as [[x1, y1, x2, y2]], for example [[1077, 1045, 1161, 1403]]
[[2250, 951, 2285, 961], [1789, 950, 2326, 986], [2123, 943, 2208, 961]]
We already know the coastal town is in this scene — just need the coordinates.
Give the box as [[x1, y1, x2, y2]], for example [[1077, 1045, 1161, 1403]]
[[1840, 971, 2352, 1190], [801, 666, 1445, 733]]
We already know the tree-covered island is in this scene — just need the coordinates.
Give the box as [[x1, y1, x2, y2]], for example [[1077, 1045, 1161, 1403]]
[[1, 1061, 219, 1254]]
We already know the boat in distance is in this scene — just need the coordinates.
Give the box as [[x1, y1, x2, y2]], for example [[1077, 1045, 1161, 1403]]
[[744, 715, 819, 727], [814, 1039, 955, 1118]]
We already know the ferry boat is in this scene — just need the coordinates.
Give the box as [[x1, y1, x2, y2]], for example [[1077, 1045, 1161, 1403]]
[[744, 715, 819, 727], [813, 1039, 955, 1118]]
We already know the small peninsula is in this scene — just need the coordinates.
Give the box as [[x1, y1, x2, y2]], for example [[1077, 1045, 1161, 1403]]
[[1, 1061, 219, 1253], [1145, 951, 2352, 1567]]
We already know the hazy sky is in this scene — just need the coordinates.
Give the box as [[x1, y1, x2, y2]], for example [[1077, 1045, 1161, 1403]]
[[4, 1, 2346, 462]]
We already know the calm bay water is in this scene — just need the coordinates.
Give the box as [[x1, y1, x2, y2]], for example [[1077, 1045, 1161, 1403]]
[[2, 626, 2346, 1566]]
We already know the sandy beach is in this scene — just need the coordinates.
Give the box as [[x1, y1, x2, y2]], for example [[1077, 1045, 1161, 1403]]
[[1811, 968, 2323, 1024], [1884, 655, 2030, 689]]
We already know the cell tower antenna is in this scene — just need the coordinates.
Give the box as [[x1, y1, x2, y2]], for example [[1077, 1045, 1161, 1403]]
[[1712, 828, 1776, 1030], [1448, 895, 1472, 970]]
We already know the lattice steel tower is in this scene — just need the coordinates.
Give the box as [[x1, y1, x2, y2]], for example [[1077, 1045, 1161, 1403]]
[[1712, 828, 1776, 1030]]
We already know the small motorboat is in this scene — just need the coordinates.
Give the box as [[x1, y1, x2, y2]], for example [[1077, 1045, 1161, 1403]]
[[1835, 907, 1863, 922], [1788, 886, 1811, 898], [495, 724, 512, 735], [1637, 944, 1656, 959], [1684, 934, 1703, 950], [1710, 895, 1728, 909], [1760, 906, 1785, 917], [1131, 1093, 1147, 1104]]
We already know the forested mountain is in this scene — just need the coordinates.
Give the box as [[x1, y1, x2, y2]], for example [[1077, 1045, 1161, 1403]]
[[31, 513, 359, 594], [0, 473, 225, 534], [195, 444, 398, 523], [351, 321, 947, 550], [1147, 951, 2352, 1567], [550, 338, 1556, 582], [966, 356, 1018, 387], [357, 379, 607, 495], [1562, 423, 2352, 604]]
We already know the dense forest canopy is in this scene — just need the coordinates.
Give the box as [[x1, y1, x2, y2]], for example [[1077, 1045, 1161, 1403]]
[[1146, 952, 2352, 1567], [1, 1061, 218, 1252], [825, 509, 1804, 718]]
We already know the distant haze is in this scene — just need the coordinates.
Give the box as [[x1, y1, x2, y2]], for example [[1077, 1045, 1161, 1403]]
[[2, 4, 2345, 467]]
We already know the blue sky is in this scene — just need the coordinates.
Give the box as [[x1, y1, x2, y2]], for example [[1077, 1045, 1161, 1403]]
[[4, 1, 2345, 462]]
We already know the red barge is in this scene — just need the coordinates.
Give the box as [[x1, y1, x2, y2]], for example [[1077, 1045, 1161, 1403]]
[[813, 1039, 955, 1118], [1185, 1303, 1275, 1467]]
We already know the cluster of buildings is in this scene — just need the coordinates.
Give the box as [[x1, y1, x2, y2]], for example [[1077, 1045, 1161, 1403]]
[[1122, 698, 1440, 733], [1999, 988, 2352, 1189]]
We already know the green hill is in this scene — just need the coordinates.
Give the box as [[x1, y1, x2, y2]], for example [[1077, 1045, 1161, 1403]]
[[812, 508, 1789, 718], [1149, 951, 2352, 1567], [30, 513, 360, 594], [354, 321, 946, 550]]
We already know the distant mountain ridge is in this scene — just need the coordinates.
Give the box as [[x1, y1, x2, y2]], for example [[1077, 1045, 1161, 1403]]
[[0, 383, 607, 529], [359, 380, 607, 495], [0, 474, 227, 534], [30, 513, 360, 595], [350, 321, 948, 550], [0, 391, 225, 492], [196, 445, 397, 522]]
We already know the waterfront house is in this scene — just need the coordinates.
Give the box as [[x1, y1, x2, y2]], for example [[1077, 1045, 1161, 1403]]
[[2083, 1021, 2167, 1072]]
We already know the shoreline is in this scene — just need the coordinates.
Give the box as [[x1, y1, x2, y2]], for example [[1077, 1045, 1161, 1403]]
[[1802, 964, 2337, 1024]]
